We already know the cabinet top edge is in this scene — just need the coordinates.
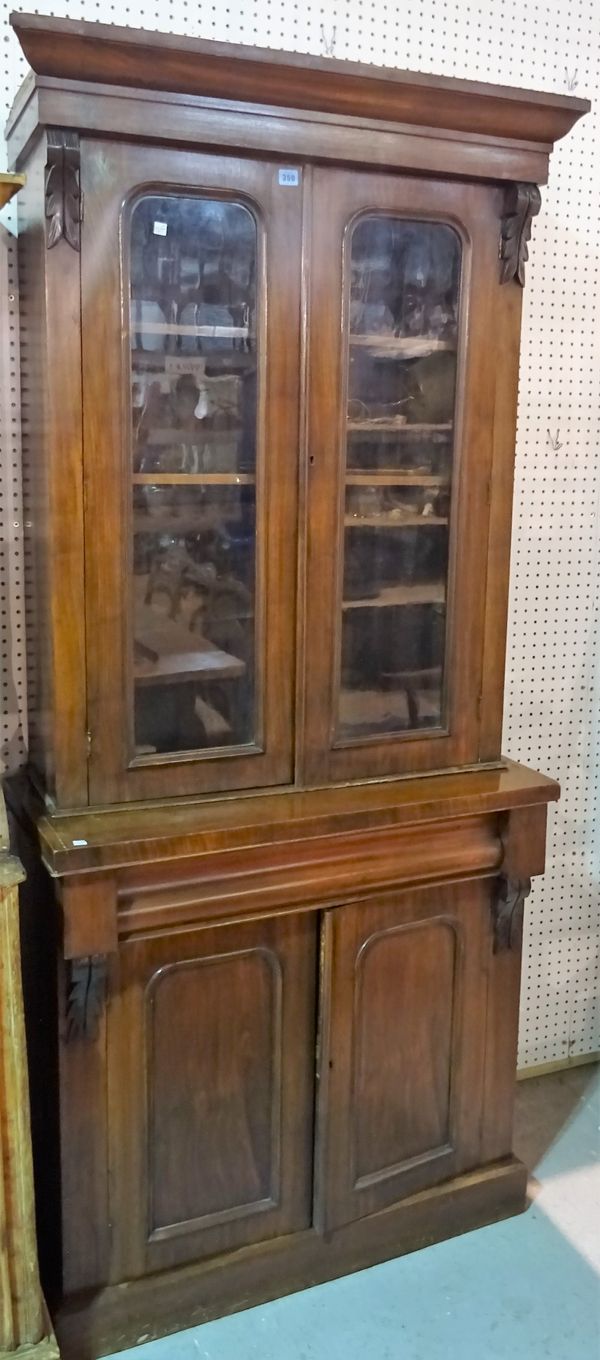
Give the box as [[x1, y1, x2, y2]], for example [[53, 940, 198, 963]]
[[8, 761, 560, 879], [8, 11, 589, 153]]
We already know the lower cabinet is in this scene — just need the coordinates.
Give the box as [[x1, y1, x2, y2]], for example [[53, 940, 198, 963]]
[[104, 879, 493, 1280], [106, 912, 318, 1279], [314, 881, 490, 1230]]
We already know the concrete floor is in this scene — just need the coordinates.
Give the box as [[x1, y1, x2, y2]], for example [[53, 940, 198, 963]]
[[111, 1063, 600, 1360]]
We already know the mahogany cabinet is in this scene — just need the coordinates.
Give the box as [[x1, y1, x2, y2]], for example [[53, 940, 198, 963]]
[[5, 13, 587, 1359]]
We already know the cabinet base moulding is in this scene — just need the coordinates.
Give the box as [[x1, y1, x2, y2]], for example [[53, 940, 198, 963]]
[[52, 1156, 527, 1360]]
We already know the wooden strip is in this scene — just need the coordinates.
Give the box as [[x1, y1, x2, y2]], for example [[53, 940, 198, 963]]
[[29, 760, 560, 878], [0, 871, 45, 1349], [8, 84, 552, 187], [345, 473, 447, 486]]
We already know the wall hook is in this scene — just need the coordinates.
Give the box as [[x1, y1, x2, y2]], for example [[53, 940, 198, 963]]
[[547, 428, 563, 451], [321, 24, 337, 56]]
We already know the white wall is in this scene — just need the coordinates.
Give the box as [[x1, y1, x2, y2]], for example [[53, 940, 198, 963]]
[[1, 0, 598, 1068]]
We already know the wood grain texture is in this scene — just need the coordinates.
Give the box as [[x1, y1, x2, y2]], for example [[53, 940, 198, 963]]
[[6, 81, 552, 187], [106, 913, 315, 1281], [314, 882, 489, 1230], [15, 758, 559, 878], [9, 13, 589, 146], [57, 949, 112, 1292], [17, 133, 88, 806], [0, 864, 45, 1350], [113, 813, 502, 938], [61, 875, 117, 959]]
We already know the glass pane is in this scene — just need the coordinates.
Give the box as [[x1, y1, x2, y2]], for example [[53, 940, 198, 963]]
[[338, 217, 460, 741], [129, 195, 258, 756]]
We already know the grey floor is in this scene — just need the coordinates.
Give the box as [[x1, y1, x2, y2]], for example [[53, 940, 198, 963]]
[[111, 1063, 600, 1360]]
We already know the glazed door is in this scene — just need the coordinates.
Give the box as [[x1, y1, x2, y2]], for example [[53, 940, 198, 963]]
[[81, 142, 302, 802], [314, 882, 490, 1231], [107, 912, 316, 1280], [301, 168, 500, 784]]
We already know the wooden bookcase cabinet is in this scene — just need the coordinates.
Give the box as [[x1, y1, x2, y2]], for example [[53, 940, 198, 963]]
[[5, 14, 587, 1358]]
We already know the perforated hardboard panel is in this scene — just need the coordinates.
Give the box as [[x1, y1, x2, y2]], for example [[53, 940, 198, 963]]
[[1, 1, 598, 1069]]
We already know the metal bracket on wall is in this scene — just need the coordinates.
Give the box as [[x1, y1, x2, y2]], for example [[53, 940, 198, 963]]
[[491, 875, 532, 953], [45, 128, 82, 251], [66, 954, 107, 1040], [499, 183, 542, 285]]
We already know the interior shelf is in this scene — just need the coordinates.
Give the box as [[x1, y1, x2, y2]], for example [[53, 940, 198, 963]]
[[133, 472, 254, 486], [343, 582, 445, 609], [348, 335, 455, 358], [346, 421, 453, 436], [346, 471, 447, 486], [345, 513, 448, 527], [132, 321, 252, 339]]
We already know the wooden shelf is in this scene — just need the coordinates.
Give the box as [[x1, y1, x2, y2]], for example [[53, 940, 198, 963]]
[[343, 582, 445, 609], [347, 421, 452, 436], [345, 514, 448, 528], [346, 472, 447, 487], [133, 473, 254, 486], [349, 335, 455, 359], [133, 321, 252, 340]]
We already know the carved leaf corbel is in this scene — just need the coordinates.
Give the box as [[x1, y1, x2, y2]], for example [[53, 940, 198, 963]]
[[500, 183, 541, 285], [45, 129, 82, 252], [66, 955, 107, 1041], [491, 875, 532, 953]]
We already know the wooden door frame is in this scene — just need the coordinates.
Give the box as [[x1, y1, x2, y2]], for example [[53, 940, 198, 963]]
[[81, 140, 303, 804], [299, 168, 504, 785]]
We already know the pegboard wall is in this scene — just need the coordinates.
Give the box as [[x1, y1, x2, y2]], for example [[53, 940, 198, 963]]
[[0, 0, 598, 1071]]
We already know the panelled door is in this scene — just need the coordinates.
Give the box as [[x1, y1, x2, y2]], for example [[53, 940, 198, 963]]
[[81, 141, 303, 803], [106, 912, 316, 1280], [301, 168, 502, 785], [314, 882, 490, 1231]]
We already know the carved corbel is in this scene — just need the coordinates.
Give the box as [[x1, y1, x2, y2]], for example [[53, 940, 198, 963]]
[[491, 875, 531, 953], [45, 128, 82, 251], [66, 954, 107, 1041], [499, 183, 541, 285]]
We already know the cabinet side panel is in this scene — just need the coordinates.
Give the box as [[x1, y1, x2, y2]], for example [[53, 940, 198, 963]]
[[17, 141, 52, 794]]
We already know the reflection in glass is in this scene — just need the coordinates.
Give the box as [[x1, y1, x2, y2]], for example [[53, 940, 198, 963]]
[[338, 217, 461, 741], [129, 195, 258, 756]]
